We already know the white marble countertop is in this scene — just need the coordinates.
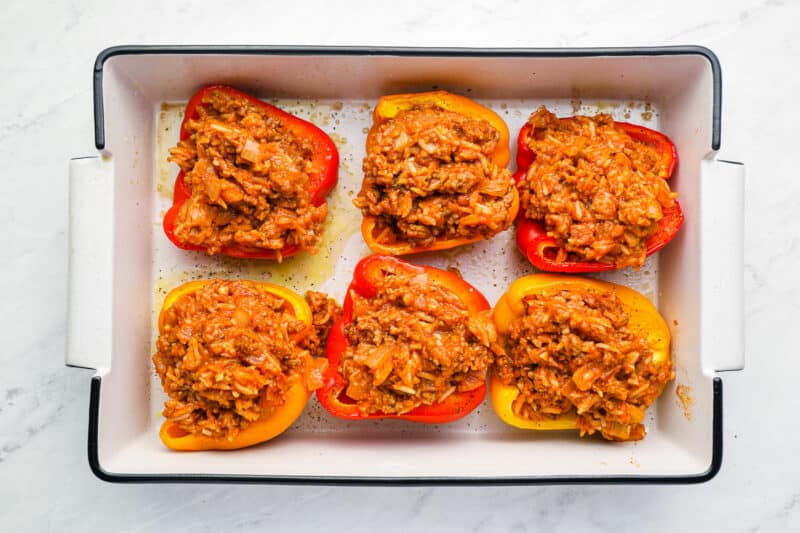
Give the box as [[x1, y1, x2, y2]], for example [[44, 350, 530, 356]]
[[2, 0, 797, 530]]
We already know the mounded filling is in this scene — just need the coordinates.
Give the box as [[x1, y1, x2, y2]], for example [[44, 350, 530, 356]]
[[493, 289, 673, 441], [168, 88, 327, 259], [153, 280, 338, 440], [356, 105, 516, 248], [518, 106, 677, 268], [341, 264, 498, 415]]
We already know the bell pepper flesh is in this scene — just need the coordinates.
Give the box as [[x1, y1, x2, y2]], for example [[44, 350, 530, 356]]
[[156, 279, 313, 451], [490, 274, 670, 431], [317, 254, 490, 423], [361, 91, 518, 256], [162, 84, 339, 260], [514, 121, 683, 273]]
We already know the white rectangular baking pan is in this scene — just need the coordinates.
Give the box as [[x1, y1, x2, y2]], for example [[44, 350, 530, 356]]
[[67, 46, 744, 483]]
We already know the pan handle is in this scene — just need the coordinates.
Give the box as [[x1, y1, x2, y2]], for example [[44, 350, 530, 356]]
[[66, 156, 114, 371], [701, 157, 745, 372]]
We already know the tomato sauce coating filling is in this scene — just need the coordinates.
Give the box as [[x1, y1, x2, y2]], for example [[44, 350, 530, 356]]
[[153, 280, 338, 440], [341, 265, 498, 414], [356, 105, 516, 248], [168, 89, 326, 258], [518, 107, 677, 268]]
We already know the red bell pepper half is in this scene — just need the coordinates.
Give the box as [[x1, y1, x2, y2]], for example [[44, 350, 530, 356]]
[[163, 84, 339, 259], [317, 255, 490, 423], [514, 121, 683, 273]]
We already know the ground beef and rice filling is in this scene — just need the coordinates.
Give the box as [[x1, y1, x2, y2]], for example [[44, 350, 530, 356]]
[[341, 265, 499, 414], [168, 89, 327, 258], [518, 106, 677, 269], [153, 280, 339, 440], [355, 105, 516, 247], [302, 290, 342, 361], [493, 289, 673, 441]]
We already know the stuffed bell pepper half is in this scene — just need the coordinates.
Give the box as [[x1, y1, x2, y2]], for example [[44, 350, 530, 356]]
[[490, 274, 674, 441], [153, 279, 339, 450], [514, 107, 683, 272], [317, 254, 500, 422], [355, 91, 519, 255], [164, 85, 339, 261]]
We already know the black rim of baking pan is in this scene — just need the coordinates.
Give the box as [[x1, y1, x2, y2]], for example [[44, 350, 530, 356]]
[[93, 45, 722, 151], [87, 45, 725, 485]]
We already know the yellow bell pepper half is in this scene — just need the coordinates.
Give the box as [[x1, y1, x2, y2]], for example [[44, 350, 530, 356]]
[[156, 279, 313, 451], [490, 274, 671, 431]]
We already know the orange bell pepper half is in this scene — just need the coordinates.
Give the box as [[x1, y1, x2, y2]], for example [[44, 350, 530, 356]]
[[316, 254, 490, 423], [156, 279, 313, 451], [490, 274, 671, 431], [360, 91, 518, 255]]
